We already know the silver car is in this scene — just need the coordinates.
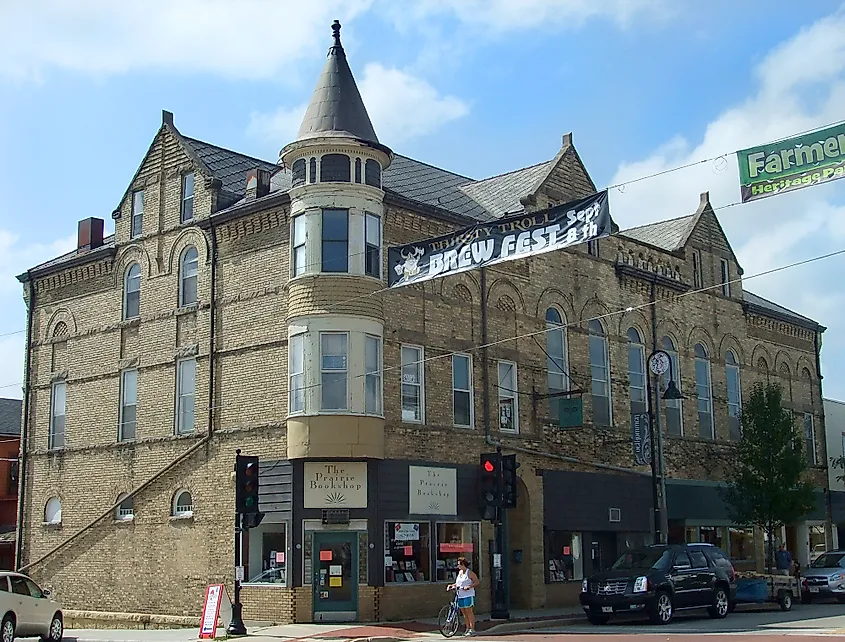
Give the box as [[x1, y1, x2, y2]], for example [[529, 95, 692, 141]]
[[801, 550, 845, 603], [0, 572, 63, 642]]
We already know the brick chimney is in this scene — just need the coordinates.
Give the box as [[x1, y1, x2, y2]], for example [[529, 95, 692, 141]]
[[77, 217, 105, 251], [245, 168, 271, 201]]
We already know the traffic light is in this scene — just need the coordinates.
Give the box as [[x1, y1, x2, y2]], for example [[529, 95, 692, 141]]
[[502, 454, 519, 509], [235, 453, 260, 514], [478, 452, 502, 520], [242, 512, 265, 530]]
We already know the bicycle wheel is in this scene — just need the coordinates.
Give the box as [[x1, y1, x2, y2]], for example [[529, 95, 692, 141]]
[[438, 603, 461, 637]]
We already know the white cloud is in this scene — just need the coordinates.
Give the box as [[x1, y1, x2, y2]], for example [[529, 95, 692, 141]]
[[0, 335, 24, 400], [0, 0, 373, 81], [0, 230, 77, 296], [605, 7, 845, 396], [247, 63, 469, 148]]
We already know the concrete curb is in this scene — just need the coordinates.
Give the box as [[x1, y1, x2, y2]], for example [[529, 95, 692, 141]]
[[483, 614, 585, 635]]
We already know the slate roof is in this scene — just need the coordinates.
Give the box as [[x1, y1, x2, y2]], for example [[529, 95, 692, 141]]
[[295, 21, 380, 147], [0, 399, 21, 437], [619, 213, 697, 252], [743, 291, 821, 329], [459, 160, 553, 218]]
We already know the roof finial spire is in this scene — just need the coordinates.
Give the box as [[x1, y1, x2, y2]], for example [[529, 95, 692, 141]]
[[332, 20, 342, 47]]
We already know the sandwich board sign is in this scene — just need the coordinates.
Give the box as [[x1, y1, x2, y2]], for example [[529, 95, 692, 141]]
[[199, 584, 232, 639]]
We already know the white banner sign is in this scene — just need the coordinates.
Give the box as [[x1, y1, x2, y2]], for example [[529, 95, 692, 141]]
[[409, 466, 457, 515]]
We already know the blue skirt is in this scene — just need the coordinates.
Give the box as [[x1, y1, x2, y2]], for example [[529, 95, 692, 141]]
[[457, 596, 475, 609]]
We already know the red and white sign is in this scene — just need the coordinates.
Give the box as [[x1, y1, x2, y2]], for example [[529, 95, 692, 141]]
[[439, 543, 474, 553], [199, 584, 225, 639]]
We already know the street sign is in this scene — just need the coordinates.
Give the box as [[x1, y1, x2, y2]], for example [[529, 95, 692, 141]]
[[235, 566, 244, 581], [199, 584, 232, 639], [649, 351, 670, 376], [493, 553, 502, 568]]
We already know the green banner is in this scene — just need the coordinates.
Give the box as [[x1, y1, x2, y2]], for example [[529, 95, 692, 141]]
[[737, 122, 845, 202]]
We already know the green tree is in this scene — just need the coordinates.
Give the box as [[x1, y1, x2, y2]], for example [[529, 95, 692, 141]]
[[722, 382, 815, 573]]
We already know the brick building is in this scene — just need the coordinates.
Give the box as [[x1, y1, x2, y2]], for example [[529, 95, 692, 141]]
[[16, 21, 830, 623], [0, 399, 21, 570]]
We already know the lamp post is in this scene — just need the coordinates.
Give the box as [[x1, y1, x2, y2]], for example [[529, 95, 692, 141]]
[[647, 350, 684, 544]]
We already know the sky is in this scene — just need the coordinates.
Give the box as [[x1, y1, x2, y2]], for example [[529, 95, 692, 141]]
[[1, 0, 845, 402]]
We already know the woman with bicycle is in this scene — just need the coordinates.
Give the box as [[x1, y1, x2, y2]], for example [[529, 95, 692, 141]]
[[447, 557, 480, 636]]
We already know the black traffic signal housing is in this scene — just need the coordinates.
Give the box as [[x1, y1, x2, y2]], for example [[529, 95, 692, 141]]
[[235, 453, 260, 514], [478, 452, 502, 520], [501, 454, 519, 509], [242, 511, 266, 530]]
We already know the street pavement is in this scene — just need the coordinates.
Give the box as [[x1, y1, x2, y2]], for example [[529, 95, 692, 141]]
[[60, 602, 845, 642]]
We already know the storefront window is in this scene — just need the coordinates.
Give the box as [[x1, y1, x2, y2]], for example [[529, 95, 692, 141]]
[[809, 524, 826, 561], [729, 527, 755, 562], [545, 531, 583, 582], [699, 526, 726, 549], [385, 522, 431, 583], [436, 522, 480, 582], [246, 523, 287, 584]]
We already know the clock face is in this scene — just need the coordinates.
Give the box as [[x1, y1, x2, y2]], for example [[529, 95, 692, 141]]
[[649, 352, 670, 376]]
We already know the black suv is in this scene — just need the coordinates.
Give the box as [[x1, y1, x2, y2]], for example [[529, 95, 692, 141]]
[[579, 543, 737, 625]]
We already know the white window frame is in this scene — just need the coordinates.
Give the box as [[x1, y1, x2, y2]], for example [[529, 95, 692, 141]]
[[292, 215, 307, 277], [119, 369, 138, 442], [172, 490, 193, 518], [321, 208, 349, 274], [131, 189, 144, 239], [497, 361, 518, 434], [50, 381, 66, 450], [44, 497, 62, 525], [176, 358, 197, 435], [365, 334, 383, 416], [181, 172, 195, 222], [695, 345, 715, 439], [452, 353, 474, 428], [726, 352, 742, 440], [401, 345, 425, 424], [320, 332, 349, 411], [179, 246, 199, 307], [115, 493, 134, 521], [289, 334, 305, 415], [364, 212, 382, 279], [804, 413, 816, 465], [720, 259, 731, 296], [123, 263, 141, 320]]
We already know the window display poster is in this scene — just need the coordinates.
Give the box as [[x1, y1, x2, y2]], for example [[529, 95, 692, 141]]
[[329, 565, 342, 576], [404, 545, 414, 556], [440, 542, 473, 553], [276, 552, 285, 563], [320, 550, 333, 561], [394, 523, 420, 541], [330, 577, 342, 587]]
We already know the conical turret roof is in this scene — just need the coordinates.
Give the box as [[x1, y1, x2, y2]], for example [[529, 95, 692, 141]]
[[296, 20, 380, 146]]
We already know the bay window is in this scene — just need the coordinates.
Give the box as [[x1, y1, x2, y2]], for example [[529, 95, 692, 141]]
[[289, 334, 305, 414], [401, 345, 424, 423], [365, 334, 382, 415], [320, 333, 348, 411], [292, 216, 307, 276], [322, 209, 348, 273], [365, 213, 381, 278]]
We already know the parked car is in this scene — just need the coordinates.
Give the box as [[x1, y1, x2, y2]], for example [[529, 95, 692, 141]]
[[0, 572, 63, 642], [801, 550, 845, 603], [579, 543, 737, 625]]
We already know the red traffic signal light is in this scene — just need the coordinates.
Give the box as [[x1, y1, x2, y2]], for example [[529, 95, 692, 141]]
[[483, 459, 495, 473]]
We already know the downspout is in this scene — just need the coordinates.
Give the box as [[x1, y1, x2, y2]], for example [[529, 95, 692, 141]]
[[14, 277, 35, 570], [207, 221, 217, 438], [815, 328, 834, 549], [481, 267, 496, 446]]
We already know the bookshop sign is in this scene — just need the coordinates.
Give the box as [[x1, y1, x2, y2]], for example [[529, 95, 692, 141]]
[[409, 466, 457, 515]]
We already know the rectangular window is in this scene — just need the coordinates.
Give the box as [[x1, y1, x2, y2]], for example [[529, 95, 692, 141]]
[[8, 461, 18, 495], [696, 358, 714, 439], [699, 525, 726, 550], [384, 522, 431, 583], [729, 527, 755, 565], [246, 523, 287, 585], [720, 259, 730, 296], [119, 369, 138, 442], [692, 251, 702, 288], [289, 334, 305, 414], [661, 350, 683, 436], [726, 365, 742, 441], [320, 333, 348, 411], [365, 335, 382, 415], [628, 343, 647, 416], [401, 345, 424, 423], [545, 531, 583, 583], [497, 361, 518, 433], [176, 358, 196, 434], [131, 190, 144, 239], [805, 413, 816, 465], [436, 522, 480, 582], [321, 209, 348, 273], [452, 354, 473, 428], [587, 240, 598, 256], [292, 216, 307, 276], [49, 381, 66, 450], [589, 334, 611, 426], [365, 213, 381, 278], [181, 173, 195, 222]]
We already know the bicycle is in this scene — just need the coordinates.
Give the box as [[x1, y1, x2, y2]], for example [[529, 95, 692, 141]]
[[438, 587, 464, 637]]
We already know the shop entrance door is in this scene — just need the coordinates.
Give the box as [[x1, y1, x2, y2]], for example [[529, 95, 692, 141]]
[[313, 532, 358, 622]]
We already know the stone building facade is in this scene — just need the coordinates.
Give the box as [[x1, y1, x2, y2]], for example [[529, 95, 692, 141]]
[[16, 22, 830, 623]]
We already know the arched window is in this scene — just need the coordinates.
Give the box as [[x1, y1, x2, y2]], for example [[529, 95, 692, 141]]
[[757, 357, 770, 383], [123, 263, 141, 320], [52, 322, 69, 339], [694, 343, 714, 439], [661, 336, 683, 436], [173, 490, 193, 517], [802, 368, 816, 465], [44, 497, 62, 524], [365, 159, 381, 188], [309, 157, 317, 184], [179, 246, 199, 307], [627, 328, 646, 415], [545, 308, 568, 421], [779, 362, 792, 404], [726, 351, 742, 440], [320, 154, 351, 182], [291, 159, 306, 188], [589, 320, 611, 426], [116, 493, 134, 520], [354, 158, 362, 183]]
